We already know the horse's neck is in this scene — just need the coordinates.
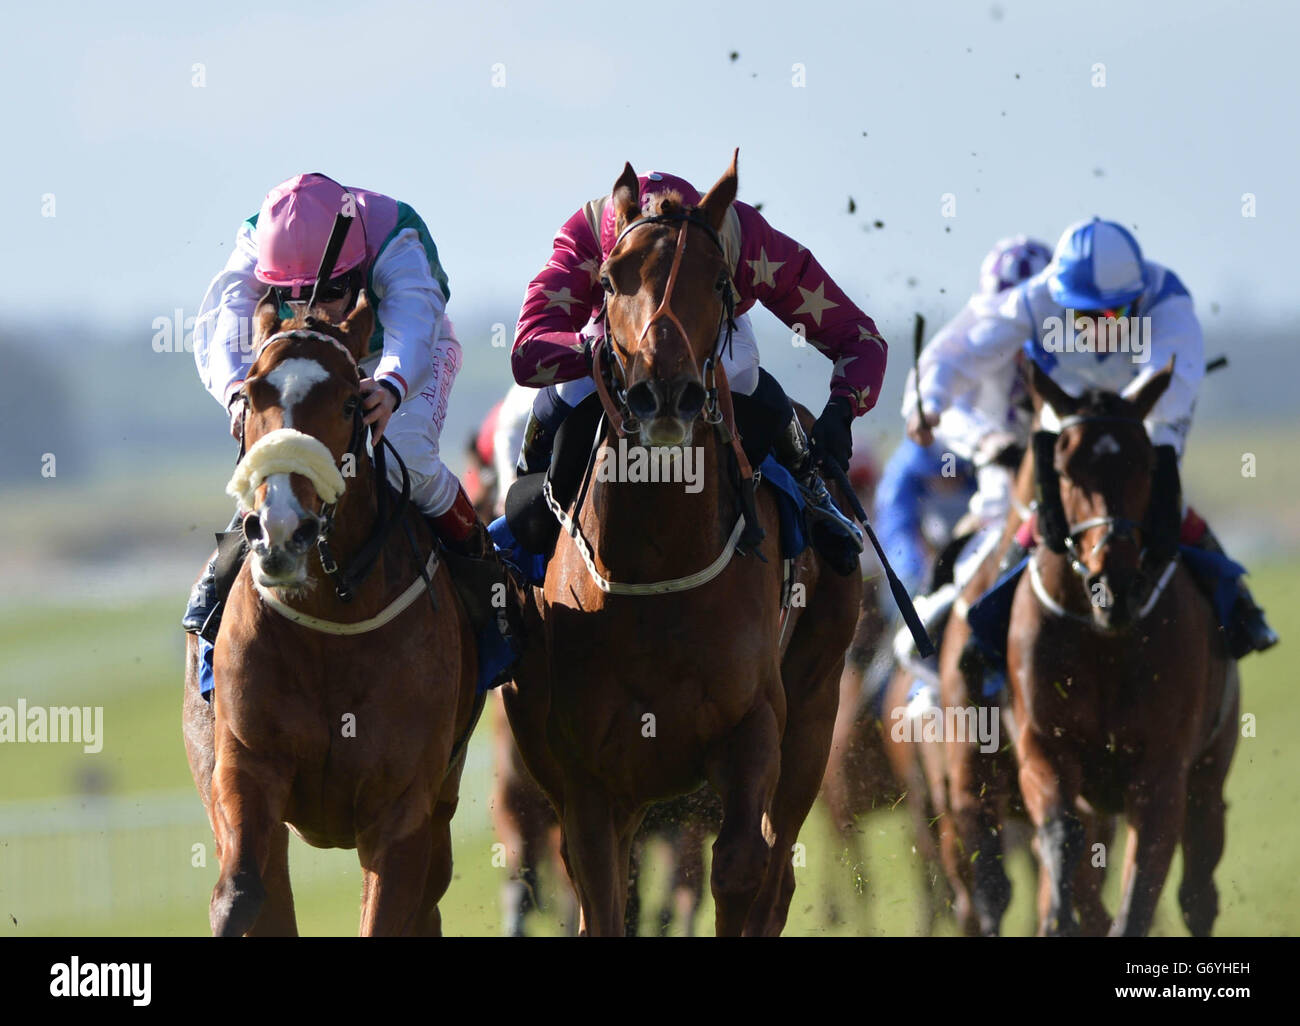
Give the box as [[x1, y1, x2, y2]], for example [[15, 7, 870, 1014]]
[[582, 427, 734, 578]]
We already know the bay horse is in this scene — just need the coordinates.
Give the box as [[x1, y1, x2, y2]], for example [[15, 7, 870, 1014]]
[[1008, 362, 1237, 936], [182, 291, 480, 936], [928, 421, 1111, 935], [504, 154, 861, 936]]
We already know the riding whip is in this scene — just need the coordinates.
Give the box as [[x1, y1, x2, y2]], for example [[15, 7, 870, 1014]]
[[813, 442, 936, 658]]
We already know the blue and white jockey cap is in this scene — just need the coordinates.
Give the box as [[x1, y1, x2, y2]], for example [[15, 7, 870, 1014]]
[[1048, 217, 1149, 310], [979, 235, 1053, 295]]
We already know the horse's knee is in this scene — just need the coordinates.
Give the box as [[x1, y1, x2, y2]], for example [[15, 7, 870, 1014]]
[[210, 861, 266, 937]]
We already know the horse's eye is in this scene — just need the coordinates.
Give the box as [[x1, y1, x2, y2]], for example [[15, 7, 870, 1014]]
[[343, 397, 358, 418], [600, 275, 614, 295], [715, 273, 730, 294]]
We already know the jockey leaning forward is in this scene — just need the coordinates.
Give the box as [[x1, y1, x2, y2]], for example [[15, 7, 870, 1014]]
[[508, 168, 890, 576], [183, 172, 518, 686], [907, 218, 1276, 659]]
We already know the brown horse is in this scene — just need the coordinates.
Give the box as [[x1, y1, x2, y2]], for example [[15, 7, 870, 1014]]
[[1008, 362, 1237, 936], [504, 154, 860, 936], [182, 292, 480, 936], [928, 435, 1111, 935]]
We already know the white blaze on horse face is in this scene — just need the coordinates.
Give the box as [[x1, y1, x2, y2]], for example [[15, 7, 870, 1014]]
[[1093, 433, 1122, 457], [259, 475, 308, 550], [264, 357, 332, 429]]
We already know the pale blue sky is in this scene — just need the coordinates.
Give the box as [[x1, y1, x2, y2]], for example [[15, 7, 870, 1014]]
[[3, 0, 1296, 340]]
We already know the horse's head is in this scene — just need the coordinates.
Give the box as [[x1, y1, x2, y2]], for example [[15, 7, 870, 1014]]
[[227, 289, 374, 590], [599, 153, 739, 446], [1029, 359, 1174, 630]]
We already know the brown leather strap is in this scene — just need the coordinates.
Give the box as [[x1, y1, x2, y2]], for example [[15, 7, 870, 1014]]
[[712, 358, 752, 482]]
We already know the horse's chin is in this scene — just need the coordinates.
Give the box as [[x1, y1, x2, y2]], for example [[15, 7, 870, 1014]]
[[639, 418, 692, 447]]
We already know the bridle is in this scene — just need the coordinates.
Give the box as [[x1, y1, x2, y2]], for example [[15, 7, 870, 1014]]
[[542, 208, 774, 597], [1031, 410, 1177, 624], [591, 211, 737, 440], [241, 329, 430, 606]]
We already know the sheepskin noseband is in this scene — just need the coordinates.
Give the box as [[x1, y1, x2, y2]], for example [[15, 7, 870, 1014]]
[[226, 428, 346, 512]]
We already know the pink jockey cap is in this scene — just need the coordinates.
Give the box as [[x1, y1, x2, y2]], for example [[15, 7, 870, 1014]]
[[253, 173, 367, 288]]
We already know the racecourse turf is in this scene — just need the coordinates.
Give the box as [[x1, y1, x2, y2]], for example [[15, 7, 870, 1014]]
[[0, 561, 1296, 937]]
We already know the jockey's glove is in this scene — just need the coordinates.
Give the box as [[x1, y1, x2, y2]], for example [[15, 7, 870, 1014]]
[[812, 395, 854, 471]]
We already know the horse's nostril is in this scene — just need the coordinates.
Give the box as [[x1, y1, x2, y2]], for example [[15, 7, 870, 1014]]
[[625, 381, 660, 420], [291, 518, 320, 550], [676, 380, 706, 419], [243, 515, 264, 544]]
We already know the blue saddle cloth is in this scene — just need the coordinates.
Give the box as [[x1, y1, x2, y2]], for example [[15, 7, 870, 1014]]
[[965, 545, 1247, 679], [488, 453, 809, 589]]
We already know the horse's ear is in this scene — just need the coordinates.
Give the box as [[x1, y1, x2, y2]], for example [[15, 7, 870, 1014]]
[[612, 163, 641, 232], [254, 287, 280, 345], [1028, 360, 1080, 419], [1129, 356, 1176, 421], [697, 149, 739, 232], [338, 289, 374, 360]]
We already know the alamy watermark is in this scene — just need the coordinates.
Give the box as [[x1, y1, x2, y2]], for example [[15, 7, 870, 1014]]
[[890, 703, 1000, 754], [594, 438, 704, 494], [0, 700, 103, 753], [1041, 310, 1151, 363]]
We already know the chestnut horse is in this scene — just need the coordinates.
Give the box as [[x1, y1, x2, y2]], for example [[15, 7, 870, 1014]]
[[1008, 362, 1237, 936], [182, 292, 480, 936], [505, 154, 860, 936]]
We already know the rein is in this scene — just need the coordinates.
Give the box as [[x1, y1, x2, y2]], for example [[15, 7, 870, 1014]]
[[1031, 409, 1176, 627], [239, 329, 438, 630]]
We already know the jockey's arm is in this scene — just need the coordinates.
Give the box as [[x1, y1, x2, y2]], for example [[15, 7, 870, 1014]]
[[194, 219, 262, 412], [915, 287, 1029, 420], [732, 203, 887, 416], [367, 228, 452, 405], [511, 208, 603, 388], [873, 440, 937, 596], [1134, 289, 1204, 456]]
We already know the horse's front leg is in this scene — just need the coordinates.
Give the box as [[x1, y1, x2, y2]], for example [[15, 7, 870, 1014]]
[[1111, 773, 1186, 937], [706, 700, 781, 937], [208, 736, 293, 937], [558, 769, 632, 937], [357, 798, 436, 936], [1016, 727, 1086, 936]]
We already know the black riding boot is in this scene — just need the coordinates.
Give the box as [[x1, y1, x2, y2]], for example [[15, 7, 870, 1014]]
[[772, 411, 864, 577], [181, 512, 246, 644], [1147, 445, 1276, 658], [515, 386, 574, 477], [1188, 525, 1278, 658], [431, 492, 524, 683]]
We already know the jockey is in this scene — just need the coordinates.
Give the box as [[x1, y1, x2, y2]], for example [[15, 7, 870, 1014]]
[[510, 169, 889, 576], [908, 218, 1277, 658], [182, 172, 516, 665], [854, 438, 975, 712]]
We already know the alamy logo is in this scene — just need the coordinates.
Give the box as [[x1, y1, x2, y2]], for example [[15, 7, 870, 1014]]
[[890, 704, 1001, 754], [0, 701, 103, 753], [594, 438, 704, 494], [49, 958, 151, 1006], [1041, 311, 1151, 363]]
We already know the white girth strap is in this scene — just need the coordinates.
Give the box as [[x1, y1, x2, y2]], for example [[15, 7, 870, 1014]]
[[227, 428, 346, 512], [543, 479, 746, 596], [253, 549, 440, 635]]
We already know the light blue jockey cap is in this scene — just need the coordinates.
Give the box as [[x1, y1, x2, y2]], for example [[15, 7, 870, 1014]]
[[1048, 217, 1149, 310]]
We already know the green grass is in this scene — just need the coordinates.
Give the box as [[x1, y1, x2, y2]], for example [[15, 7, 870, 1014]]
[[1, 561, 1297, 936]]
